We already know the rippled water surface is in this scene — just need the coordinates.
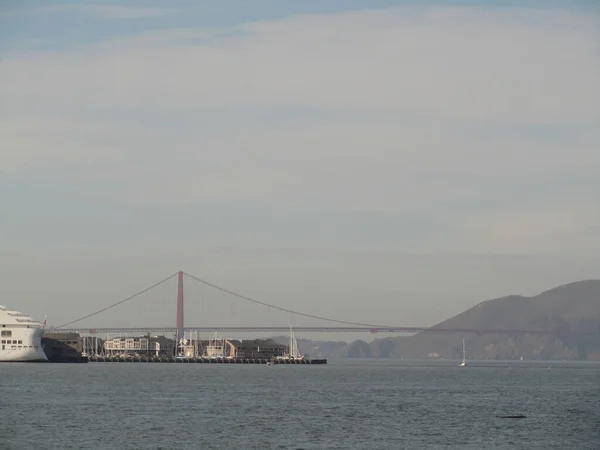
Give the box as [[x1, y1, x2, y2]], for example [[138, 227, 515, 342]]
[[1, 359, 598, 449]]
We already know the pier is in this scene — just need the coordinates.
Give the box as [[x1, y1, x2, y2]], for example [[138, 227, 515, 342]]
[[87, 355, 326, 364]]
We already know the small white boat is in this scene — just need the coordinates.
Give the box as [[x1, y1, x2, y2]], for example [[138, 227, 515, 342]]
[[459, 338, 467, 367]]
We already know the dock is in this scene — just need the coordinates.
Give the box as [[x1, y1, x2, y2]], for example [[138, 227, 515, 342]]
[[86, 356, 326, 364], [46, 328, 327, 365]]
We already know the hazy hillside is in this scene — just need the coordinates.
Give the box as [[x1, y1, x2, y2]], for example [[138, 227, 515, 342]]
[[358, 279, 600, 360], [275, 280, 600, 361]]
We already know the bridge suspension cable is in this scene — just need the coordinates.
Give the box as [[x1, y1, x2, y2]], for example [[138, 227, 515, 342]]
[[183, 271, 389, 328], [56, 272, 179, 329]]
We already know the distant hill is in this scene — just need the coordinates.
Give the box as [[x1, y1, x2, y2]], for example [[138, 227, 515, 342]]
[[275, 280, 600, 361], [270, 336, 351, 359]]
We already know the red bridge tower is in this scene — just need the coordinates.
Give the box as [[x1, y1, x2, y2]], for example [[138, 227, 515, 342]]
[[176, 271, 184, 338]]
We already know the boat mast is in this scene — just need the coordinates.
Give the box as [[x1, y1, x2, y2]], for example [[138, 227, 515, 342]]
[[288, 325, 299, 359]]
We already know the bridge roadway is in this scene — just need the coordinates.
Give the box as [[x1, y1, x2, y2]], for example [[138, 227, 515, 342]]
[[57, 326, 591, 335]]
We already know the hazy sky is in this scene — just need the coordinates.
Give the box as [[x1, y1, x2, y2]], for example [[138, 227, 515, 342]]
[[1, 1, 599, 336]]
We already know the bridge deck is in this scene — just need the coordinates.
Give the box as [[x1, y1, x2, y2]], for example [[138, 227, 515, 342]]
[[56, 326, 593, 335]]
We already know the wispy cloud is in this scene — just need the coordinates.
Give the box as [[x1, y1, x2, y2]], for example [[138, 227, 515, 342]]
[[0, 5, 598, 259], [5, 4, 176, 20]]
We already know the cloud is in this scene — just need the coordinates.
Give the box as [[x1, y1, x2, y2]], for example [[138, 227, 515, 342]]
[[5, 4, 176, 20], [0, 5, 599, 257], [460, 205, 600, 255], [4, 8, 599, 123]]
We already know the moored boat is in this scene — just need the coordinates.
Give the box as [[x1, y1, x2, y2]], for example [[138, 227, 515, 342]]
[[0, 305, 47, 362]]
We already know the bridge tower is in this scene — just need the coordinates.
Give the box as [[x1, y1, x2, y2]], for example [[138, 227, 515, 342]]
[[176, 271, 184, 338]]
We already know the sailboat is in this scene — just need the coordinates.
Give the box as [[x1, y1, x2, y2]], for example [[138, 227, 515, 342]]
[[459, 338, 467, 367], [287, 325, 303, 360], [206, 331, 225, 359]]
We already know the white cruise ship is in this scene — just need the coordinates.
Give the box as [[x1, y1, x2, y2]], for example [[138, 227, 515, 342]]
[[0, 305, 47, 362]]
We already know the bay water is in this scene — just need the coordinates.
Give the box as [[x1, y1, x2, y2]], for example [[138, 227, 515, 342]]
[[1, 359, 598, 449]]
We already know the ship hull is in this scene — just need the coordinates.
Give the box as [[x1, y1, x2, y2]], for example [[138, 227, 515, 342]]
[[0, 327, 47, 362]]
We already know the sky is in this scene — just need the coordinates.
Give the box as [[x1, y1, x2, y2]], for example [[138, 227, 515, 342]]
[[1, 1, 599, 338]]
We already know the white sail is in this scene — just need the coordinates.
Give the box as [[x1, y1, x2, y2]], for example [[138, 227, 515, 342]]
[[459, 338, 467, 367]]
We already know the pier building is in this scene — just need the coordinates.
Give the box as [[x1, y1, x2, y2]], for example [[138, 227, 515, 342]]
[[228, 339, 287, 359], [104, 335, 174, 357]]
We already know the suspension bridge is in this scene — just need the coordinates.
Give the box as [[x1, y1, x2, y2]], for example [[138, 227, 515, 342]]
[[53, 271, 595, 337]]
